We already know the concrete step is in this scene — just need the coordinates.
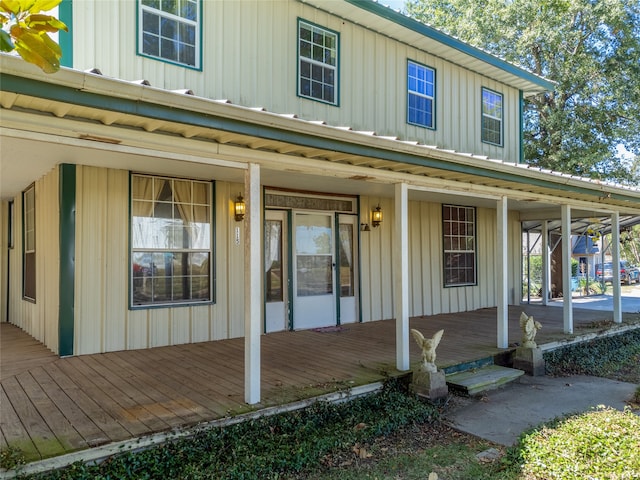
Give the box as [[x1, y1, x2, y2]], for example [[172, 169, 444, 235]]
[[446, 365, 524, 396]]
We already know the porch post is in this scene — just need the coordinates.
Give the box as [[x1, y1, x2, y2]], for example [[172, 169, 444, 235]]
[[244, 163, 262, 404], [561, 204, 573, 334], [496, 196, 508, 348], [611, 212, 622, 323], [541, 221, 549, 306], [394, 182, 410, 371]]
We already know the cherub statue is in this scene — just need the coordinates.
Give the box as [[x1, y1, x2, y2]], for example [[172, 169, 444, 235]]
[[411, 328, 444, 373], [519, 312, 542, 348]]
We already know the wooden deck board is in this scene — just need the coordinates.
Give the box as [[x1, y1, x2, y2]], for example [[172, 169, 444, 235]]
[[1, 304, 636, 461]]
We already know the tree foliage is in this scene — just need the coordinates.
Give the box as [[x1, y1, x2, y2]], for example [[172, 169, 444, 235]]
[[405, 0, 640, 184], [0, 0, 67, 73]]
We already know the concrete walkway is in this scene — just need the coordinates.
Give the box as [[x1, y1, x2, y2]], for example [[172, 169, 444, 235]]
[[444, 374, 638, 446]]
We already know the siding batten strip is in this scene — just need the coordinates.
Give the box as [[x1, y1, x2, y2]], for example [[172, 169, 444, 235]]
[[59, 164, 76, 357]]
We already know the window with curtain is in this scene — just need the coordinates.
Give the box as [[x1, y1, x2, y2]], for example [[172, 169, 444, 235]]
[[131, 174, 212, 307], [443, 205, 476, 287], [23, 185, 36, 302]]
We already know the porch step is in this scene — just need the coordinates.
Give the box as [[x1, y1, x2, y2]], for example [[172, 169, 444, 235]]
[[446, 365, 524, 396]]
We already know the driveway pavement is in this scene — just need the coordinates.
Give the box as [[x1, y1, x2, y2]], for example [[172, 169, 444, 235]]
[[533, 284, 640, 313], [444, 375, 638, 446]]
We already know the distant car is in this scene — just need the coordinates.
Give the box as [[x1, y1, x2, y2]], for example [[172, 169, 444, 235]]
[[596, 261, 639, 285]]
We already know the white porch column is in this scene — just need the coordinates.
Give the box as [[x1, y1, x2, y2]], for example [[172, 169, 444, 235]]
[[611, 212, 622, 323], [496, 197, 508, 348], [541, 221, 550, 306], [561, 204, 573, 334], [244, 163, 262, 404], [394, 183, 410, 371]]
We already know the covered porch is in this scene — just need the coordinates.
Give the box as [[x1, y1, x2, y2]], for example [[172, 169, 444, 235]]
[[2, 303, 637, 464]]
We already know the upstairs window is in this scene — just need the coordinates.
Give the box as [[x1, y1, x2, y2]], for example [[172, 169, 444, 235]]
[[407, 60, 435, 129], [131, 174, 213, 307], [298, 19, 338, 105], [443, 205, 476, 287], [481, 88, 503, 146], [138, 0, 200, 69]]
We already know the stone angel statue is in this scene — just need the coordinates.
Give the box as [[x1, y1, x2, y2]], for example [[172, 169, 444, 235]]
[[411, 328, 444, 373], [519, 312, 542, 348]]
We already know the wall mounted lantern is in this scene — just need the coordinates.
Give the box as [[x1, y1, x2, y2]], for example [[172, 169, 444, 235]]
[[371, 204, 383, 228], [234, 194, 246, 221]]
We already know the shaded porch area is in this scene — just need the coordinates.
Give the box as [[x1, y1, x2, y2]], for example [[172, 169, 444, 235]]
[[1, 304, 638, 463]]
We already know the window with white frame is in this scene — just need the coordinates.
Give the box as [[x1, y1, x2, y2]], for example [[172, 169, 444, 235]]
[[443, 205, 476, 287], [131, 174, 212, 307], [298, 19, 338, 105], [481, 88, 503, 146], [407, 60, 435, 129], [139, 0, 200, 68], [23, 185, 36, 302]]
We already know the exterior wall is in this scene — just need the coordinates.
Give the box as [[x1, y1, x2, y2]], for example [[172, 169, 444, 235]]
[[0, 201, 7, 323], [73, 166, 246, 355], [70, 0, 521, 162], [6, 168, 60, 353], [360, 196, 520, 321]]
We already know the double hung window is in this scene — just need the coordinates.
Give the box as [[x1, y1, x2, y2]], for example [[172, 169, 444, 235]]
[[23, 185, 36, 302], [298, 19, 338, 105], [443, 205, 476, 287], [131, 175, 212, 307], [481, 88, 503, 146], [407, 60, 435, 129], [139, 0, 200, 68]]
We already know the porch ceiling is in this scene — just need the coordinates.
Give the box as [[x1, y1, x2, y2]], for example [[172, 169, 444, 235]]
[[1, 56, 639, 231]]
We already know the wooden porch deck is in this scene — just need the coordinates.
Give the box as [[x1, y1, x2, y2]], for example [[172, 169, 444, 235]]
[[1, 304, 635, 462]]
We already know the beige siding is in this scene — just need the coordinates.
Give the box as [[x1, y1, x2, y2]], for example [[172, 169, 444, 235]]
[[5, 169, 60, 353], [0, 202, 7, 324], [74, 166, 246, 355], [71, 0, 521, 162], [360, 196, 521, 322]]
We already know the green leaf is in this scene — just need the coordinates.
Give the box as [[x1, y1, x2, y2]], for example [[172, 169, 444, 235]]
[[12, 28, 62, 73], [25, 13, 67, 33], [0, 28, 14, 51]]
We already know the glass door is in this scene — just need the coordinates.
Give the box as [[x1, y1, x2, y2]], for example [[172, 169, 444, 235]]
[[292, 212, 336, 329], [264, 210, 288, 333]]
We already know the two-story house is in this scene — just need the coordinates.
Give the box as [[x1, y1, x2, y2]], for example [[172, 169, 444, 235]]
[[2, 0, 639, 403]]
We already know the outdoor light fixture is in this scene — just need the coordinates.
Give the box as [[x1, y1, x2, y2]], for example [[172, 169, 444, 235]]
[[360, 223, 371, 232], [371, 204, 383, 228], [234, 194, 246, 221]]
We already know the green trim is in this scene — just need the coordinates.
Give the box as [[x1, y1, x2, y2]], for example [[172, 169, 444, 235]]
[[1, 73, 637, 203], [518, 90, 524, 163], [346, 0, 555, 92], [286, 210, 293, 331], [58, 0, 73, 68], [334, 214, 341, 325], [58, 164, 76, 357]]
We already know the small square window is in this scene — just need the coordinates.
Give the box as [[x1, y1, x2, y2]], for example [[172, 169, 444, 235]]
[[138, 0, 200, 69], [298, 19, 339, 105], [407, 60, 435, 129]]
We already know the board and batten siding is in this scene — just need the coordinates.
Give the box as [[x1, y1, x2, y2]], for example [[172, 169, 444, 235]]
[[359, 196, 521, 322], [70, 0, 520, 162], [74, 166, 246, 355], [5, 168, 60, 353]]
